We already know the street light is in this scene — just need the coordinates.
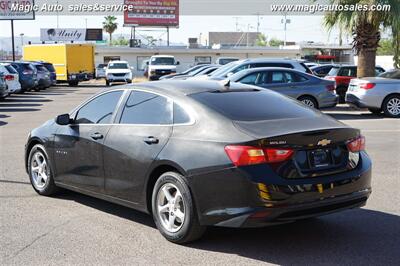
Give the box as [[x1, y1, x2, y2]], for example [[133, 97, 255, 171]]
[[20, 33, 24, 56]]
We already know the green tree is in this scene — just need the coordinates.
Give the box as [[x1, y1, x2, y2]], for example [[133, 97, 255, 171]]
[[112, 36, 129, 46], [323, 0, 400, 77], [103, 16, 118, 46], [268, 38, 284, 47], [392, 23, 400, 68], [377, 39, 394, 55], [256, 33, 267, 46]]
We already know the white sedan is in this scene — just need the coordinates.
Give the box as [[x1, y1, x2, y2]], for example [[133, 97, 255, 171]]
[[0, 63, 22, 94]]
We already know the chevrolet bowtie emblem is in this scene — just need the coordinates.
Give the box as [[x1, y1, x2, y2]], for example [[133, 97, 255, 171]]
[[318, 139, 332, 146]]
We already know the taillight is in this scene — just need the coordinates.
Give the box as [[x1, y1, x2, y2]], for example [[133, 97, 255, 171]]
[[326, 84, 335, 91], [224, 145, 294, 166], [346, 136, 366, 152], [264, 148, 294, 163], [4, 75, 14, 81], [359, 83, 375, 90]]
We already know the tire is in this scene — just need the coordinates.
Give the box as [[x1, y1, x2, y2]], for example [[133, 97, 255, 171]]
[[127, 79, 132, 84], [298, 96, 318, 109], [106, 80, 110, 86], [368, 108, 382, 115], [152, 172, 206, 244], [382, 95, 400, 118], [34, 86, 40, 92], [28, 144, 58, 196]]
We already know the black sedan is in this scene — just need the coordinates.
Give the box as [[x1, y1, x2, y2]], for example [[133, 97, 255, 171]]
[[25, 80, 372, 243]]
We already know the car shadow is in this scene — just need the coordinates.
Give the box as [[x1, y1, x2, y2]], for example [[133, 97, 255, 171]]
[[187, 209, 400, 265], [325, 112, 386, 120], [54, 190, 156, 228], [0, 108, 41, 112], [52, 189, 399, 265], [0, 103, 43, 108]]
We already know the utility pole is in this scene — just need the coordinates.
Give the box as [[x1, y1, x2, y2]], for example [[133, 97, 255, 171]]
[[281, 13, 290, 46], [11, 20, 15, 61], [20, 33, 24, 56], [233, 17, 240, 31], [255, 13, 261, 33]]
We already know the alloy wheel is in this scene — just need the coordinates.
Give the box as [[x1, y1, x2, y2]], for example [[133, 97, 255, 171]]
[[31, 151, 49, 189], [301, 99, 315, 108], [156, 183, 185, 233], [387, 98, 400, 116]]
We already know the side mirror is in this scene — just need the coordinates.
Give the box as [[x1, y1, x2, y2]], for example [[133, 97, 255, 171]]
[[176, 61, 180, 65], [56, 114, 71, 125], [146, 62, 149, 65]]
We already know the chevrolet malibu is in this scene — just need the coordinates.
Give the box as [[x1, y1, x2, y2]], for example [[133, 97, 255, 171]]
[[25, 80, 372, 243]]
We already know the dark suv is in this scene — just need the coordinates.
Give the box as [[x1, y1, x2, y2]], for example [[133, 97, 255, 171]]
[[3, 61, 38, 92], [325, 65, 385, 103]]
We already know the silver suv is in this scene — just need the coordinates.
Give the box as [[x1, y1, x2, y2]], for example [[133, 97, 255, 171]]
[[196, 58, 312, 80]]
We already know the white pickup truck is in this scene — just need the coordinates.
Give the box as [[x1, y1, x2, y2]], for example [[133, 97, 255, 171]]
[[147, 55, 179, 80]]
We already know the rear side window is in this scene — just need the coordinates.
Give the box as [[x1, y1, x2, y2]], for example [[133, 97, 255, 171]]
[[190, 91, 316, 121], [339, 67, 356, 77], [5, 65, 17, 74], [120, 91, 172, 125], [327, 67, 340, 76], [300, 63, 313, 74], [75, 91, 123, 124], [173, 103, 191, 124]]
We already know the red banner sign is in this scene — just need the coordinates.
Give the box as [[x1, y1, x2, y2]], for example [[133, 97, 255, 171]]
[[124, 0, 179, 27]]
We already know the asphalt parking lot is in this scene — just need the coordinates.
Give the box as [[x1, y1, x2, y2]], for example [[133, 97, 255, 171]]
[[1, 85, 399, 265]]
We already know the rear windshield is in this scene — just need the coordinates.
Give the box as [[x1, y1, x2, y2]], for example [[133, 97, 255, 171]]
[[108, 63, 129, 69], [190, 90, 316, 121], [5, 65, 17, 74], [379, 70, 400, 79], [43, 64, 55, 72], [35, 65, 48, 72]]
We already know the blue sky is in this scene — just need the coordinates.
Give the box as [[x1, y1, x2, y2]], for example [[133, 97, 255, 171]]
[[0, 15, 346, 45]]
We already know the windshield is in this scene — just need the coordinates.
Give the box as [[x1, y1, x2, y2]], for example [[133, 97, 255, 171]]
[[182, 65, 206, 75], [188, 66, 210, 76], [210, 61, 242, 77], [219, 58, 239, 65], [379, 70, 400, 79], [35, 65, 48, 72], [108, 63, 129, 69], [191, 90, 316, 121], [151, 57, 175, 65]]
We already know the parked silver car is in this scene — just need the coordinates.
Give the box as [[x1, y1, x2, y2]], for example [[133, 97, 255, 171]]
[[229, 67, 338, 109], [346, 77, 400, 118], [95, 64, 107, 79], [192, 58, 313, 80]]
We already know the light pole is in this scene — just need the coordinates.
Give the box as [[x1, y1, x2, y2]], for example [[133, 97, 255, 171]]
[[20, 33, 24, 56], [281, 13, 291, 46]]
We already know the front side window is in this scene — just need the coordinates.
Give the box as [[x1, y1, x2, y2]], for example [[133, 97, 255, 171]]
[[75, 91, 123, 124], [120, 91, 172, 125], [239, 72, 267, 85]]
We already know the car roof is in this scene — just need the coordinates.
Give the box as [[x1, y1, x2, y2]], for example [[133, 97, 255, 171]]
[[238, 58, 301, 64], [151, 55, 174, 58], [108, 61, 128, 64], [106, 80, 260, 98]]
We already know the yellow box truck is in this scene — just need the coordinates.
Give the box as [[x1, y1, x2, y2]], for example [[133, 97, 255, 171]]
[[23, 43, 95, 86]]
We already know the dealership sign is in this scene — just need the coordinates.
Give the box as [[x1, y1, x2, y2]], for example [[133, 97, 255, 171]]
[[40, 28, 103, 42], [0, 0, 35, 20], [124, 0, 179, 27]]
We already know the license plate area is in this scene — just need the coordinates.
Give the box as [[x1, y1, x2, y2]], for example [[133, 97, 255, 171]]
[[309, 149, 333, 169]]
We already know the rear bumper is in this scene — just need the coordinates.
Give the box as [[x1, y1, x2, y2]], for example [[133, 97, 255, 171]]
[[346, 93, 382, 109], [20, 79, 37, 90], [189, 152, 372, 228], [69, 73, 93, 82], [38, 79, 52, 88], [319, 94, 339, 108]]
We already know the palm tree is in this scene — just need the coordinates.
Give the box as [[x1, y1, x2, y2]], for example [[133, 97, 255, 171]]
[[103, 16, 118, 46], [324, 0, 399, 77]]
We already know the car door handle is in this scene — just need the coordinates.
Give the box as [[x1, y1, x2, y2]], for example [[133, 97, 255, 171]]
[[90, 132, 104, 140], [144, 136, 159, 145]]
